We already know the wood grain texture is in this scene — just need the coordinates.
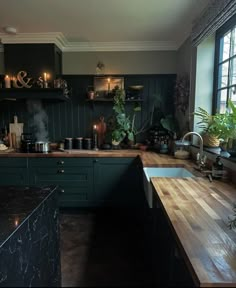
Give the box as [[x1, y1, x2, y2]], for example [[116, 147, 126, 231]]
[[151, 177, 236, 287], [1, 150, 236, 286]]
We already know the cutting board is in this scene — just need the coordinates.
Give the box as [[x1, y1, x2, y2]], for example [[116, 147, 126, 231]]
[[9, 116, 24, 149]]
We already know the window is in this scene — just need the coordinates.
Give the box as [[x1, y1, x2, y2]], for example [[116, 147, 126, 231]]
[[214, 14, 236, 113]]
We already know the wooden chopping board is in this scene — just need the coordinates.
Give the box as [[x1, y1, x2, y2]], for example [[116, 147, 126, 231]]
[[9, 115, 24, 149]]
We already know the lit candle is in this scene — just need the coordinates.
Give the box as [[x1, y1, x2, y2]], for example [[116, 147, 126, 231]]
[[43, 73, 47, 82], [43, 72, 48, 88], [4, 75, 11, 88], [93, 125, 98, 150], [93, 125, 97, 133], [107, 78, 111, 92]]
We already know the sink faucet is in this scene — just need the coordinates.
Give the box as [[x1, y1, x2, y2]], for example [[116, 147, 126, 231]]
[[182, 131, 206, 170]]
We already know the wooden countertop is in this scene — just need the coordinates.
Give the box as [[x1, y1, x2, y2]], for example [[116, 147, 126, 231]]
[[1, 149, 236, 286], [151, 177, 236, 287], [0, 149, 143, 158]]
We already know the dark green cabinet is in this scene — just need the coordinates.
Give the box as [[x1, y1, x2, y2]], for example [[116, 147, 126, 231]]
[[29, 158, 93, 207], [0, 156, 144, 208], [0, 158, 28, 186], [93, 157, 144, 207]]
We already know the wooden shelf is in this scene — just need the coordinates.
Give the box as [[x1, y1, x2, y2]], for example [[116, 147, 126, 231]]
[[0, 88, 70, 102], [86, 98, 143, 102]]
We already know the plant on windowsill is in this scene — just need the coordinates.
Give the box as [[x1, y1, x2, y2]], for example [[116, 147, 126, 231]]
[[193, 100, 236, 148]]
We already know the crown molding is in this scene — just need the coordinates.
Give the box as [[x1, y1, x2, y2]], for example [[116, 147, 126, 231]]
[[0, 32, 67, 51], [0, 32, 178, 52], [63, 40, 178, 52]]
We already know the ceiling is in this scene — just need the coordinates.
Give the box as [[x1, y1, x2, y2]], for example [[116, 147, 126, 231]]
[[0, 0, 210, 52]]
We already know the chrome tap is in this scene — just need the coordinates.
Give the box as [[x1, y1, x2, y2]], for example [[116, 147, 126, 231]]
[[182, 131, 206, 170]]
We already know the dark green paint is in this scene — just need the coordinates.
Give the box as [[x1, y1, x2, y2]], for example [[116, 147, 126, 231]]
[[0, 74, 176, 142]]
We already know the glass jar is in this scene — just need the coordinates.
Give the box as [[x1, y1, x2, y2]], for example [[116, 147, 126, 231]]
[[174, 140, 191, 159]]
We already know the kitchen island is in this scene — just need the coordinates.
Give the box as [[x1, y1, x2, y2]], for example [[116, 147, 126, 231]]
[[0, 185, 61, 287]]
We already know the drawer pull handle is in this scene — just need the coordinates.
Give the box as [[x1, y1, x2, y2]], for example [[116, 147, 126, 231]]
[[58, 169, 64, 174], [60, 189, 65, 193], [58, 160, 64, 165]]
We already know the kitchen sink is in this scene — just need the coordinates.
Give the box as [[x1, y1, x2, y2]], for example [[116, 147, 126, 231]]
[[143, 167, 194, 208]]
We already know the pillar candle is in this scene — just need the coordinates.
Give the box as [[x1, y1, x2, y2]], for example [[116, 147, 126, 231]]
[[4, 75, 11, 88]]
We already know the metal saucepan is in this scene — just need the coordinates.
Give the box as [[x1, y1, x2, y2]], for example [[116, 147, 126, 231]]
[[35, 141, 50, 153]]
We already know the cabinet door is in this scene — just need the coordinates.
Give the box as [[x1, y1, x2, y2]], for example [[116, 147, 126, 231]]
[[29, 158, 93, 207], [93, 157, 143, 207], [0, 158, 28, 186]]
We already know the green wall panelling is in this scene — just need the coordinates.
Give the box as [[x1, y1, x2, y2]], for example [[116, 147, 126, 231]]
[[0, 74, 176, 143]]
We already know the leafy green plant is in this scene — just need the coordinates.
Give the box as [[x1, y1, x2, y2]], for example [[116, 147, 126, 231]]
[[160, 114, 179, 137], [112, 89, 134, 143], [194, 104, 234, 142]]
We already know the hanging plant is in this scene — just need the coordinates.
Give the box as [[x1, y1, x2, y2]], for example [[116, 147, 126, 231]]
[[174, 74, 189, 115]]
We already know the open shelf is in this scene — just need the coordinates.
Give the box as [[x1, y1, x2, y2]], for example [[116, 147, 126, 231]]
[[86, 97, 143, 102], [0, 88, 70, 102]]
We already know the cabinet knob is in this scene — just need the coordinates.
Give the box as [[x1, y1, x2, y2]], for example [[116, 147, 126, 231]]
[[60, 189, 65, 193], [93, 159, 98, 163], [58, 169, 65, 174], [57, 160, 64, 165]]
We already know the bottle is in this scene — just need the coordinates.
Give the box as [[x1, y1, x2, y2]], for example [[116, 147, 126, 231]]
[[212, 156, 224, 179]]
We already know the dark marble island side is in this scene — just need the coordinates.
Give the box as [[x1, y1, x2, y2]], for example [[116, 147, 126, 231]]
[[0, 185, 61, 287]]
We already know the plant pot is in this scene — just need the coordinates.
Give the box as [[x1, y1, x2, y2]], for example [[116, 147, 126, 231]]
[[112, 140, 121, 149], [202, 133, 220, 147]]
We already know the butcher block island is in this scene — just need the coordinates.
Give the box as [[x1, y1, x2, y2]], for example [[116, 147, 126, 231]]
[[0, 150, 236, 286]]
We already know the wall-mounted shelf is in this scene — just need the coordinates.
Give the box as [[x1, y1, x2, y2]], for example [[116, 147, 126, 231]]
[[0, 88, 70, 102], [86, 97, 143, 102]]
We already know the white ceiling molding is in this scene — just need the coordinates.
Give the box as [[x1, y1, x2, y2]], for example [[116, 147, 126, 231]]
[[63, 41, 178, 52], [0, 32, 67, 51], [0, 32, 178, 52]]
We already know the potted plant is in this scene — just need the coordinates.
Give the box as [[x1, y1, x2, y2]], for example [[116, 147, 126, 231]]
[[111, 89, 134, 146], [193, 104, 234, 147]]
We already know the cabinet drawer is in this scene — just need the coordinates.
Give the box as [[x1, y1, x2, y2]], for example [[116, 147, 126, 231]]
[[59, 186, 89, 200], [29, 157, 93, 167], [0, 158, 27, 167], [29, 167, 93, 187]]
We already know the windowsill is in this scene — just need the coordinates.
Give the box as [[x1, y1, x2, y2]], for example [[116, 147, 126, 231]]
[[191, 145, 236, 171]]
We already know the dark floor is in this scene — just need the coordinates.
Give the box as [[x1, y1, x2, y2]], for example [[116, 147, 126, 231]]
[[60, 208, 158, 287]]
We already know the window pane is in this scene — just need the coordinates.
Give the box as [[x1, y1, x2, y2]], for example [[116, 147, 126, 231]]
[[229, 86, 236, 103], [218, 61, 229, 88], [230, 57, 236, 85], [233, 27, 236, 56], [218, 89, 227, 113], [222, 31, 231, 61]]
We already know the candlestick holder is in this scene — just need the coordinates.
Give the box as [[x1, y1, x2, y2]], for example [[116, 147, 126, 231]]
[[93, 133, 99, 150], [93, 125, 99, 150], [43, 81, 48, 88]]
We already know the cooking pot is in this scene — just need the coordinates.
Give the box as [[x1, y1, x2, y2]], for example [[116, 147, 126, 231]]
[[35, 141, 50, 153]]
